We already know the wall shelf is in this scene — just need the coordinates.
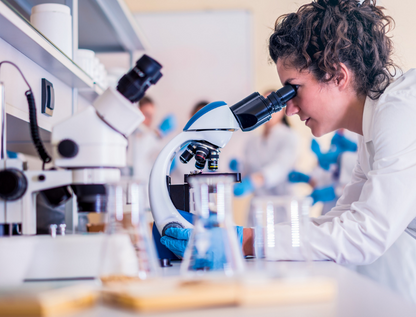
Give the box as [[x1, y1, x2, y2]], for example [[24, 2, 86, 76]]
[[0, 1, 94, 90], [0, 0, 147, 101], [4, 0, 148, 53], [78, 84, 104, 103]]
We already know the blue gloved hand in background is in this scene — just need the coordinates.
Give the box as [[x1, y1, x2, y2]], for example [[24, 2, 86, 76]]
[[288, 170, 311, 183], [6, 151, 18, 159], [160, 226, 244, 270], [158, 114, 177, 137], [311, 139, 340, 170], [311, 139, 321, 157], [316, 151, 340, 170], [229, 158, 240, 172], [331, 131, 358, 152], [233, 177, 254, 196], [310, 186, 336, 204]]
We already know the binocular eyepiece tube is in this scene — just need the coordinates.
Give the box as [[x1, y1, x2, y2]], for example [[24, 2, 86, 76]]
[[230, 85, 297, 132]]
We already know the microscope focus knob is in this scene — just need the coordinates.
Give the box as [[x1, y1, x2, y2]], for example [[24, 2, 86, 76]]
[[58, 139, 79, 158], [0, 168, 28, 201]]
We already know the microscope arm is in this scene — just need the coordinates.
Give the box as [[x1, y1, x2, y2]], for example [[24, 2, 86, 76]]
[[149, 130, 234, 235]]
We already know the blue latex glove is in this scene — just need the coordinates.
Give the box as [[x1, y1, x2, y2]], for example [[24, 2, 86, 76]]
[[288, 170, 310, 183], [160, 226, 244, 270], [229, 158, 240, 172], [6, 151, 18, 159], [233, 177, 254, 196], [311, 139, 321, 157], [158, 114, 177, 137], [310, 186, 336, 204], [331, 132, 358, 152], [311, 139, 340, 170], [317, 151, 340, 170]]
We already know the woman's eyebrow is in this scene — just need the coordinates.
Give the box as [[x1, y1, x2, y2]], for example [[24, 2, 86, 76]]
[[284, 78, 296, 85]]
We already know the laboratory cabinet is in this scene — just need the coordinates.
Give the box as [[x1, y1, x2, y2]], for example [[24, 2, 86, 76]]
[[0, 0, 146, 156]]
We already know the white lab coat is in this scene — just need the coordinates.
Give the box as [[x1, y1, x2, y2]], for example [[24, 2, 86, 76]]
[[243, 123, 299, 196], [127, 125, 163, 208], [127, 125, 162, 183], [274, 69, 416, 303]]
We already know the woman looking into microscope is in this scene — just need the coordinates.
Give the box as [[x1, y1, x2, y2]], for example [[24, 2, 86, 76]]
[[161, 0, 416, 303]]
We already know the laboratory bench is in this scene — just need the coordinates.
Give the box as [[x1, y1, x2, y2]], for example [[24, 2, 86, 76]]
[[47, 260, 416, 317]]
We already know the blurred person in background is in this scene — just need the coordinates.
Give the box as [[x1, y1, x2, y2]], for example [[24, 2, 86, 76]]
[[127, 96, 176, 203], [231, 89, 299, 198], [289, 129, 358, 214]]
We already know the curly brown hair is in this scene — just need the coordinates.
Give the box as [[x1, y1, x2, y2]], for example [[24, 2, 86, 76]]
[[269, 0, 398, 99]]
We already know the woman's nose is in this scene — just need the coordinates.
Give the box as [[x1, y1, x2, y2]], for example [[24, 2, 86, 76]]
[[285, 100, 300, 116]]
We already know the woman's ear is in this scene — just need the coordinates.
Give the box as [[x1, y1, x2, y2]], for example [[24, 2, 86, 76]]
[[335, 63, 350, 90]]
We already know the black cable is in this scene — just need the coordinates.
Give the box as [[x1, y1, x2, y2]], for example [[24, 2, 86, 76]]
[[26, 90, 51, 164], [0, 61, 52, 168]]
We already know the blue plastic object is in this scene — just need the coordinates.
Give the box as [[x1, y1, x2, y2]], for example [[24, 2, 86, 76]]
[[233, 177, 254, 196], [310, 186, 337, 204], [288, 170, 310, 183], [158, 114, 177, 136]]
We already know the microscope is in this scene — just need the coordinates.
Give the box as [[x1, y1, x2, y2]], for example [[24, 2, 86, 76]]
[[0, 55, 163, 236], [149, 85, 297, 259]]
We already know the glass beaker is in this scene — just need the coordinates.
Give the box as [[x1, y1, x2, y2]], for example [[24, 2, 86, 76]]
[[181, 175, 245, 277], [251, 196, 312, 276], [99, 181, 159, 282]]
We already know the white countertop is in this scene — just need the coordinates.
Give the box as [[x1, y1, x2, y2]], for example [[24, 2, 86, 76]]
[[62, 260, 416, 317]]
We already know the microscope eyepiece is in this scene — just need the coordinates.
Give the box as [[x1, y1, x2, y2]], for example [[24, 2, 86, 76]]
[[117, 55, 163, 103], [230, 85, 297, 132]]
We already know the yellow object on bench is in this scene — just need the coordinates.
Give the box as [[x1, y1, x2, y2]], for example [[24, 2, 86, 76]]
[[101, 275, 337, 312], [0, 284, 98, 317]]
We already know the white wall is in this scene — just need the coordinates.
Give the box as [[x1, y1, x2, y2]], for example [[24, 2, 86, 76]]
[[98, 10, 256, 170]]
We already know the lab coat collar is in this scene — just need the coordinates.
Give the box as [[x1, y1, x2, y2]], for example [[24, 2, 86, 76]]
[[362, 96, 376, 143]]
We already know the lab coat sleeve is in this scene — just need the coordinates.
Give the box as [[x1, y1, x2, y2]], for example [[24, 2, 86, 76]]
[[273, 90, 416, 265], [260, 131, 298, 189]]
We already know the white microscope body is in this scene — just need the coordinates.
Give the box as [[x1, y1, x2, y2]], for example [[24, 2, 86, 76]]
[[149, 101, 240, 235], [149, 85, 298, 237], [0, 88, 144, 235], [0, 55, 162, 236]]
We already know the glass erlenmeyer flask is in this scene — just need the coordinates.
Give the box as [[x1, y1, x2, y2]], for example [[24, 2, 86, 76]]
[[100, 181, 159, 281], [181, 175, 245, 277]]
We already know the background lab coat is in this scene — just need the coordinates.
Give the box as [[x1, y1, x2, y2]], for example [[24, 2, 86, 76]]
[[272, 69, 416, 303], [127, 125, 163, 208], [243, 124, 298, 197]]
